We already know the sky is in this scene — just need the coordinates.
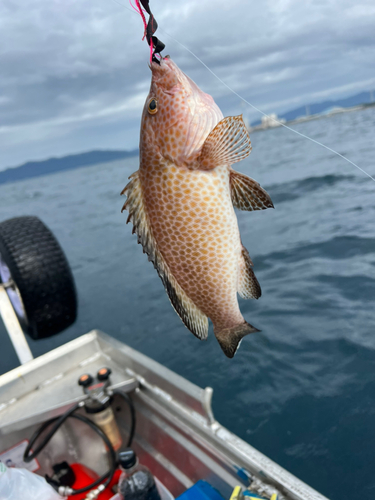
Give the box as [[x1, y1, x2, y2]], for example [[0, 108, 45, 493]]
[[0, 0, 375, 170]]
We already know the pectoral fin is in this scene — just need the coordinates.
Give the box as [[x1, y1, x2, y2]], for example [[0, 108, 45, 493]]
[[199, 115, 252, 170], [121, 171, 208, 340], [238, 245, 261, 299], [230, 170, 274, 211]]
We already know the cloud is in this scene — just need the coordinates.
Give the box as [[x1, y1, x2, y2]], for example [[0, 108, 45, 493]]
[[0, 0, 374, 168]]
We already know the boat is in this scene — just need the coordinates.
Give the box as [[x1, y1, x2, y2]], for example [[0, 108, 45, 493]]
[[0, 216, 329, 500]]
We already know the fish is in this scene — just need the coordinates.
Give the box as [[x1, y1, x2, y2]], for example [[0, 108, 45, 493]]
[[122, 56, 273, 358]]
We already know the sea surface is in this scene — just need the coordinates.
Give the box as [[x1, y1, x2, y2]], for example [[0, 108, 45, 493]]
[[1, 107, 375, 499]]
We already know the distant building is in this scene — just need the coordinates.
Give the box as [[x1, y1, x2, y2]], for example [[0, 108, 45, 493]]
[[260, 114, 285, 128], [248, 113, 286, 132]]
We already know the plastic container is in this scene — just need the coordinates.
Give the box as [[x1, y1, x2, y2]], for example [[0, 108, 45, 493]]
[[90, 407, 122, 451], [117, 449, 162, 500], [111, 477, 173, 500], [0, 464, 65, 500]]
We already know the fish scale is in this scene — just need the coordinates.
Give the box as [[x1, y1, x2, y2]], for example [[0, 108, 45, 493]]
[[122, 56, 274, 358], [144, 161, 244, 332]]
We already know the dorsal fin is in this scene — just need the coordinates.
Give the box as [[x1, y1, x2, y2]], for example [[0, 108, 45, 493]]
[[237, 245, 261, 299], [199, 115, 252, 170], [121, 171, 208, 340], [230, 170, 274, 211]]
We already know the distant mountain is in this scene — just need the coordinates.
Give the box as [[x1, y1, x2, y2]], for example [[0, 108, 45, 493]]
[[3, 87, 373, 181], [0, 149, 138, 185], [251, 90, 374, 126]]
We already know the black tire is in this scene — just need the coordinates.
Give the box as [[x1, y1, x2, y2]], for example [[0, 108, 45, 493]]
[[0, 216, 77, 339]]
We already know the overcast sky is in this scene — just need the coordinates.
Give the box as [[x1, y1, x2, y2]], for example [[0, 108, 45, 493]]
[[1, 0, 374, 169]]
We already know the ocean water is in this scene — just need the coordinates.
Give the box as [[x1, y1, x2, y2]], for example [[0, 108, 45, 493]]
[[1, 107, 375, 499]]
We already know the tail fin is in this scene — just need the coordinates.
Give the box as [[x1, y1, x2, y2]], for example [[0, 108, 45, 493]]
[[214, 321, 260, 358]]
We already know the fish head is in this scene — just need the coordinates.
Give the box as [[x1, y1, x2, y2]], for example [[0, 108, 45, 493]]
[[140, 56, 223, 165]]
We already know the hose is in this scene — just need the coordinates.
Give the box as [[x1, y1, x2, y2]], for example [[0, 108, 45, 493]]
[[114, 390, 136, 447], [22, 390, 137, 496], [24, 402, 81, 462], [24, 408, 116, 495]]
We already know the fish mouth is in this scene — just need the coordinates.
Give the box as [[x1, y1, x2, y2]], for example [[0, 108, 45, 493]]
[[150, 55, 170, 72], [150, 56, 181, 91]]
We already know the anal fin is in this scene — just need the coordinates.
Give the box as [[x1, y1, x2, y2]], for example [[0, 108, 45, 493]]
[[238, 245, 261, 299], [121, 171, 208, 340], [230, 170, 274, 211]]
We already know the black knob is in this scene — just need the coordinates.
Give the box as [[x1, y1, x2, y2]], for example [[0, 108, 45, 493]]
[[78, 373, 93, 387], [97, 367, 111, 381], [119, 449, 137, 469]]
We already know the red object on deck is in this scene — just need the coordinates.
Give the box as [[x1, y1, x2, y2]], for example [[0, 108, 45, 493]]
[[67, 463, 121, 500]]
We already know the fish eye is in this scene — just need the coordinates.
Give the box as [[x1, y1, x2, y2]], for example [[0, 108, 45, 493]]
[[148, 98, 158, 115]]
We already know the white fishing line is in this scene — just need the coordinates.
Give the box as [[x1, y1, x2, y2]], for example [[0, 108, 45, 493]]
[[111, 0, 375, 183], [162, 32, 375, 184]]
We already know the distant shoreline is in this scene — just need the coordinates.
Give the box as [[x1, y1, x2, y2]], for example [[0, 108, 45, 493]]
[[249, 101, 375, 133], [2, 100, 374, 184], [0, 149, 138, 186]]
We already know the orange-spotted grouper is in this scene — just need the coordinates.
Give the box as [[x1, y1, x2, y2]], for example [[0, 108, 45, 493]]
[[122, 56, 273, 358]]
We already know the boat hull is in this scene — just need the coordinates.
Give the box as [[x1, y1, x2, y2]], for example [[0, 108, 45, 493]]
[[0, 331, 329, 500]]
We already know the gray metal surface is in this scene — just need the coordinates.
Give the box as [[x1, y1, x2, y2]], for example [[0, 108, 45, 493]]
[[0, 331, 330, 500], [0, 332, 138, 434], [0, 285, 33, 365]]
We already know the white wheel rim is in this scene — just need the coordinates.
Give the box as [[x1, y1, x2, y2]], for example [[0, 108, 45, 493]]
[[0, 253, 28, 324]]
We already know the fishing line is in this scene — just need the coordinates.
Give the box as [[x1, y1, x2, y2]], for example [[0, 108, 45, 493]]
[[161, 32, 375, 184], [110, 0, 375, 183], [132, 0, 154, 63]]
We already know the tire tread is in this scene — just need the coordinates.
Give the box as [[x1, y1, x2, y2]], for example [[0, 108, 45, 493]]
[[0, 216, 77, 339]]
